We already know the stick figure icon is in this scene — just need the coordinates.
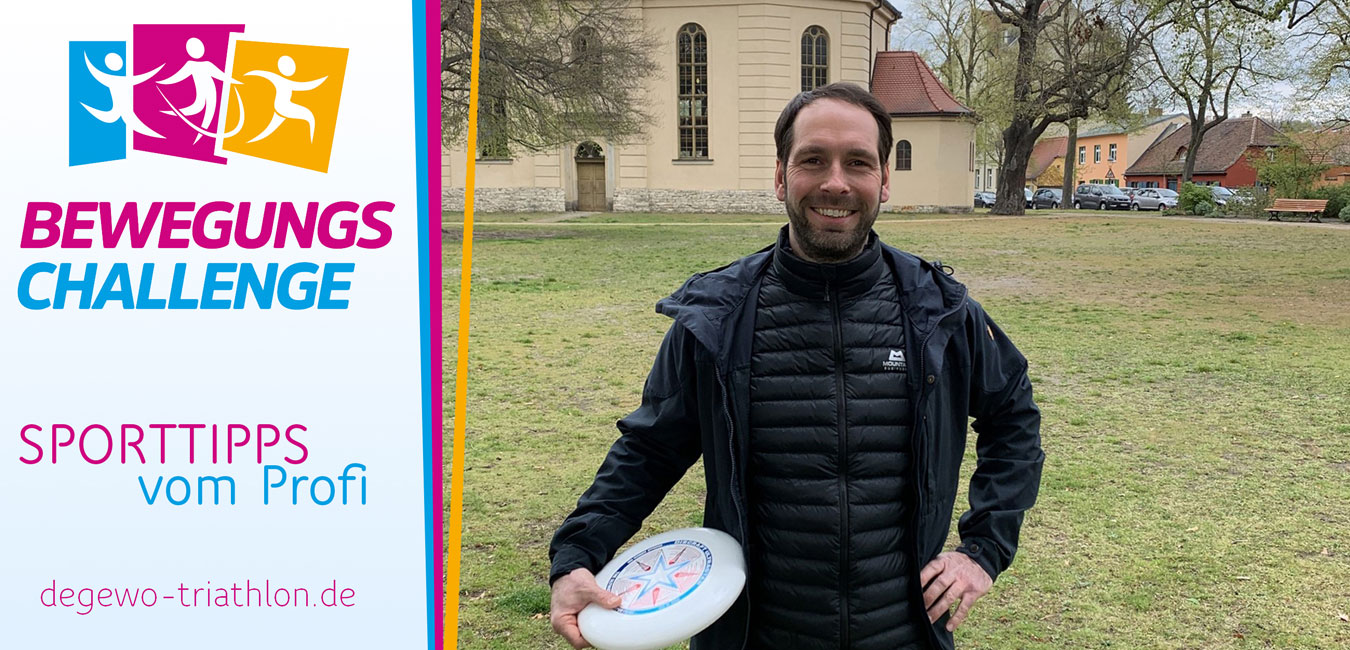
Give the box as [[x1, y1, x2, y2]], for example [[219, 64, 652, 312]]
[[156, 37, 243, 143], [81, 52, 165, 138], [244, 55, 327, 143]]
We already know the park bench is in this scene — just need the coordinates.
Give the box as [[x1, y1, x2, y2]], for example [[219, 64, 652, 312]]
[[1266, 198, 1328, 223]]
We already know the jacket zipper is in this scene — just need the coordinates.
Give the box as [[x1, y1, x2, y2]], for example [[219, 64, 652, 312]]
[[827, 279, 850, 648], [912, 290, 968, 517], [911, 286, 968, 648], [716, 369, 752, 650]]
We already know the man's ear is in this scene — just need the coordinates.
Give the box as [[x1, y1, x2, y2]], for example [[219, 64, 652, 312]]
[[774, 159, 786, 202], [880, 162, 891, 204]]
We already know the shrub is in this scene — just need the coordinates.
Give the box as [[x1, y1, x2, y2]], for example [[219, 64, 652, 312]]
[[1309, 185, 1350, 221], [1230, 186, 1272, 218], [1340, 204, 1350, 223], [1178, 183, 1214, 214], [1195, 200, 1217, 217]]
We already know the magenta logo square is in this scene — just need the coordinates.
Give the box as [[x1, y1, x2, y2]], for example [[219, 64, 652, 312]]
[[132, 24, 244, 165]]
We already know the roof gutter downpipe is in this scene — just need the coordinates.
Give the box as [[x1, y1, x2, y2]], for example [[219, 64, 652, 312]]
[[868, 2, 901, 84]]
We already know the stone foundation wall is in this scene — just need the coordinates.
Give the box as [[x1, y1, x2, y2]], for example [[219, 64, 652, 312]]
[[613, 189, 783, 214], [441, 187, 565, 213], [443, 186, 971, 216], [884, 204, 972, 214]]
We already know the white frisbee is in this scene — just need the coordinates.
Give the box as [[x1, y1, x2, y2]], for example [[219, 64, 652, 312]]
[[577, 527, 746, 650]]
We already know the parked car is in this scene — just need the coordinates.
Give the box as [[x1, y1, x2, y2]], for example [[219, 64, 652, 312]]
[[973, 191, 996, 208], [1073, 183, 1131, 210], [1032, 187, 1063, 209], [1208, 185, 1249, 207], [1128, 187, 1179, 211], [1024, 187, 1034, 208]]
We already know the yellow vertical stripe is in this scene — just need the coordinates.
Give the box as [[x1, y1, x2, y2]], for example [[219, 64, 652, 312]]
[[445, 0, 482, 646]]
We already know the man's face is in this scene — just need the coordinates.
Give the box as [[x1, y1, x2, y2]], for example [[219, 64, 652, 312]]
[[775, 98, 890, 263]]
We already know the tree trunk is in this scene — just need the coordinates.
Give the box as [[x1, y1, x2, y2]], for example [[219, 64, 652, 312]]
[[1061, 118, 1078, 209], [994, 116, 1038, 215], [990, 1, 1043, 216], [1181, 117, 1224, 184], [1182, 125, 1203, 184]]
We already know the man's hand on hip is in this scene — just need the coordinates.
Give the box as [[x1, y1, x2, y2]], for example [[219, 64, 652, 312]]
[[920, 551, 993, 632], [550, 568, 622, 649]]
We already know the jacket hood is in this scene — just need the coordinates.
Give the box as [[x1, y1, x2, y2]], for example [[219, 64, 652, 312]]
[[655, 230, 969, 362]]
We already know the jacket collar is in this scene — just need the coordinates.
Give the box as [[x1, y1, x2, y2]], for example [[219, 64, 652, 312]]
[[770, 226, 885, 301], [655, 229, 968, 363]]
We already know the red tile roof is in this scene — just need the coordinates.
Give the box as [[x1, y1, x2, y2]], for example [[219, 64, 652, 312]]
[[870, 51, 973, 117], [1126, 115, 1283, 176], [1288, 129, 1350, 165], [1027, 136, 1067, 180]]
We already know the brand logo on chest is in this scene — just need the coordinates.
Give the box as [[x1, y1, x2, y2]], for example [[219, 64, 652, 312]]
[[883, 349, 907, 372]]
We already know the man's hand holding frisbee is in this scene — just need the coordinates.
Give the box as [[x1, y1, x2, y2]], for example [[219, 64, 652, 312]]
[[551, 568, 621, 649]]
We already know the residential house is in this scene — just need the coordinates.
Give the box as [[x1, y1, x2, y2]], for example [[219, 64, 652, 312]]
[[1026, 136, 1067, 188], [1066, 113, 1187, 187], [1125, 114, 1284, 190], [1289, 128, 1350, 188]]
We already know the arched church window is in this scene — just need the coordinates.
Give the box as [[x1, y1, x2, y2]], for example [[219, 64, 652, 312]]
[[677, 23, 709, 159], [801, 26, 828, 91], [478, 98, 510, 160], [572, 26, 598, 63], [576, 141, 604, 159], [895, 140, 912, 171]]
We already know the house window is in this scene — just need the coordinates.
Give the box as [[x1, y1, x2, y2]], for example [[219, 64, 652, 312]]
[[801, 26, 828, 91], [1109, 143, 1117, 161], [572, 26, 598, 63], [1094, 145, 1101, 163], [1078, 146, 1085, 165], [478, 98, 510, 159], [677, 23, 709, 159], [975, 170, 980, 189], [1174, 146, 1187, 161], [986, 168, 993, 188], [895, 140, 912, 171], [969, 143, 974, 171]]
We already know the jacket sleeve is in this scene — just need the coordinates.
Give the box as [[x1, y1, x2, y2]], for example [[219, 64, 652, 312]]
[[954, 302, 1044, 581], [548, 322, 704, 584]]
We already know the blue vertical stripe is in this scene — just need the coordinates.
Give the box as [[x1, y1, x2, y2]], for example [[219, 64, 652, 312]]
[[410, 2, 435, 648]]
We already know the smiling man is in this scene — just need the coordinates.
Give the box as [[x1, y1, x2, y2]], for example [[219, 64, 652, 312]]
[[549, 83, 1044, 650]]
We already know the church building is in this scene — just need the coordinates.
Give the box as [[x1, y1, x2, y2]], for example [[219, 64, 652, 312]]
[[443, 0, 976, 214]]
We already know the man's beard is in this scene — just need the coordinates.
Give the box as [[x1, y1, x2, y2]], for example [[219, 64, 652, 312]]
[[784, 184, 880, 263]]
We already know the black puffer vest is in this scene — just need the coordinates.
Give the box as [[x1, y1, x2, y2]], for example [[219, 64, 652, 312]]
[[746, 233, 922, 649]]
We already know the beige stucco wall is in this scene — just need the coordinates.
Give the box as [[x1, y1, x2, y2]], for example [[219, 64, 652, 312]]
[[444, 0, 913, 211], [885, 115, 977, 211], [618, 0, 893, 196]]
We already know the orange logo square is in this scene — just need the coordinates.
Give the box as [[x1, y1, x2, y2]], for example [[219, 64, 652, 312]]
[[223, 40, 348, 172]]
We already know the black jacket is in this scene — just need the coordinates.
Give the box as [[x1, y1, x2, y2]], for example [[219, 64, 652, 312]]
[[550, 236, 1044, 649]]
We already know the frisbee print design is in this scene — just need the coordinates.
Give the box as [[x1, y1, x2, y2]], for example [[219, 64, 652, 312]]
[[579, 528, 746, 650], [606, 540, 712, 614]]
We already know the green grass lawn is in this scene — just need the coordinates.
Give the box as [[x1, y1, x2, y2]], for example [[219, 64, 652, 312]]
[[443, 214, 1350, 649]]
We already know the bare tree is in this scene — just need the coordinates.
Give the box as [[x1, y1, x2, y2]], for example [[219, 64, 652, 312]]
[[905, 0, 1004, 103], [441, 0, 659, 155], [1298, 1, 1350, 125], [985, 0, 1152, 215], [1143, 0, 1281, 182], [1225, 0, 1329, 27], [900, 0, 1017, 193]]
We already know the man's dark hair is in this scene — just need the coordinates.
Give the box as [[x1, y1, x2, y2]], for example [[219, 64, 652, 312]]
[[774, 82, 893, 166]]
